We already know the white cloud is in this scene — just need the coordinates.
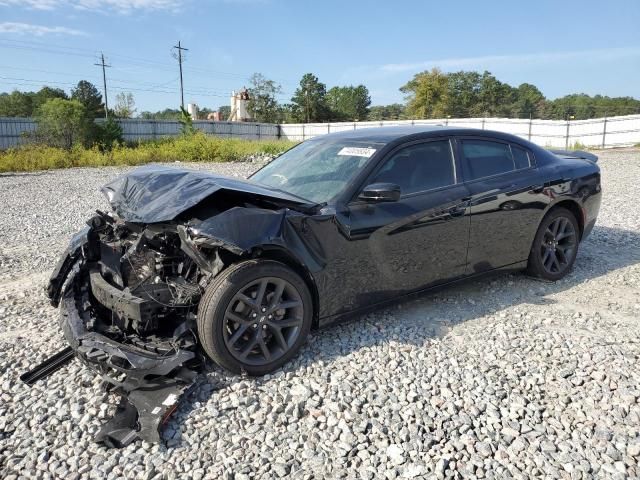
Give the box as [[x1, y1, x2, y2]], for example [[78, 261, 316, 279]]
[[0, 0, 184, 13], [0, 22, 86, 36], [0, 0, 61, 9], [380, 47, 640, 73]]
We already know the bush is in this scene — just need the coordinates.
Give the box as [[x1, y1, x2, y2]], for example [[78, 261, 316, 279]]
[[34, 98, 93, 149], [0, 132, 295, 172], [95, 118, 124, 151]]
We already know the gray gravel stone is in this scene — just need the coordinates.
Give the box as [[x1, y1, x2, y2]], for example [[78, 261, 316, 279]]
[[1, 149, 639, 478]]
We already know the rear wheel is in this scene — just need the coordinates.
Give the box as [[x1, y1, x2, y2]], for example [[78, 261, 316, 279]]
[[526, 208, 579, 281], [197, 260, 313, 375]]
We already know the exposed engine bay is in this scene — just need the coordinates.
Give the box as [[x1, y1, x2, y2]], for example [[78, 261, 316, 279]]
[[92, 215, 205, 340]]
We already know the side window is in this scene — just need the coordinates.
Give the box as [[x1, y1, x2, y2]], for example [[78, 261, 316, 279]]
[[461, 140, 515, 180], [371, 140, 455, 195], [511, 145, 531, 169]]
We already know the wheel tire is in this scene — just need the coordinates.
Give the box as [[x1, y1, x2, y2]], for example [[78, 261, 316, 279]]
[[526, 207, 580, 281], [197, 259, 313, 375]]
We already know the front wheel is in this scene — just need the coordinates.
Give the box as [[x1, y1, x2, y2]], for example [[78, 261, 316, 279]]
[[197, 260, 313, 375], [526, 207, 580, 281]]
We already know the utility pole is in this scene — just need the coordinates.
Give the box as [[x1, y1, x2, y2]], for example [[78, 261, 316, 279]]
[[94, 52, 111, 119], [305, 89, 309, 123], [173, 41, 188, 109]]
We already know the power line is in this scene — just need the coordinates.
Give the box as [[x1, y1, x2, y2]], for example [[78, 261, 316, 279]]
[[0, 38, 297, 88], [0, 77, 230, 98], [94, 53, 111, 119]]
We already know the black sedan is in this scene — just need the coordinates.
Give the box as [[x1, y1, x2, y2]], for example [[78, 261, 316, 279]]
[[34, 126, 601, 446]]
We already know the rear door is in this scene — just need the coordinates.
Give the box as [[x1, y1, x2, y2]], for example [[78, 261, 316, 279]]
[[456, 137, 544, 273], [340, 138, 472, 299]]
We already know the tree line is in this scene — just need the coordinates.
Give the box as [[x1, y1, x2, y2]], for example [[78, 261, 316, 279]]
[[0, 80, 130, 149], [0, 80, 137, 119], [143, 69, 640, 122], [2, 69, 639, 125]]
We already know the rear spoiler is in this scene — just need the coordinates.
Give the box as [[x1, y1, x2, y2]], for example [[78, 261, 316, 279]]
[[548, 149, 598, 163]]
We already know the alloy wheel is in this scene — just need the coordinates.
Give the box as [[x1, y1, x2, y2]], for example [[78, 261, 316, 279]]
[[539, 216, 577, 275], [222, 277, 304, 366]]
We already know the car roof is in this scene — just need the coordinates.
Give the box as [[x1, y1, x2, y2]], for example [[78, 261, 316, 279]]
[[308, 124, 536, 148]]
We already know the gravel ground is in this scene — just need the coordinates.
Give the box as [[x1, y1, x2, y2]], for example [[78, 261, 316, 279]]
[[1, 150, 639, 479]]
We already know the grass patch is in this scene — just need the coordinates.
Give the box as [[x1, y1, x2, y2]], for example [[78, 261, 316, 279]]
[[0, 133, 296, 173], [569, 141, 588, 150]]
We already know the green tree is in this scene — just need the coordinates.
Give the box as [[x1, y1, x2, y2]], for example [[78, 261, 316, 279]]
[[179, 106, 196, 135], [276, 103, 295, 123], [35, 98, 90, 149], [476, 71, 516, 117], [512, 83, 546, 118], [541, 93, 640, 120], [400, 68, 450, 118], [291, 73, 329, 123], [326, 85, 371, 121], [445, 71, 479, 117], [218, 105, 231, 120], [0, 90, 34, 117], [33, 87, 68, 113], [367, 104, 407, 121], [139, 108, 181, 120], [113, 92, 136, 118], [247, 73, 282, 123], [71, 80, 104, 118], [95, 117, 123, 150]]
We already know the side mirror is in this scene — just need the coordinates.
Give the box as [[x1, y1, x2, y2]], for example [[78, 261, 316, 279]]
[[358, 183, 401, 203]]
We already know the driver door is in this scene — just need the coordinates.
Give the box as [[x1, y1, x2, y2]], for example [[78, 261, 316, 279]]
[[333, 138, 471, 311]]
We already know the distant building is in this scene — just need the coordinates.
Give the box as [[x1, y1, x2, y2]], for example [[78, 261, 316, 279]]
[[187, 103, 198, 120], [230, 88, 251, 122]]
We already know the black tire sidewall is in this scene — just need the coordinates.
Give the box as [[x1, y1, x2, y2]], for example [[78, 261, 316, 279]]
[[197, 260, 313, 375], [528, 208, 580, 281]]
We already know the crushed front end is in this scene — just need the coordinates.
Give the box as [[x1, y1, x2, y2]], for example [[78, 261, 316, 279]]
[[45, 211, 215, 447], [23, 164, 317, 448]]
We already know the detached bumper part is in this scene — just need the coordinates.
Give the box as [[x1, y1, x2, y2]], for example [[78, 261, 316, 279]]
[[55, 272, 200, 447], [94, 381, 195, 448], [19, 347, 75, 386]]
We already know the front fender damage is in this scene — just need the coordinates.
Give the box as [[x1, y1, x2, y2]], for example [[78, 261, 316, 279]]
[[188, 206, 325, 274]]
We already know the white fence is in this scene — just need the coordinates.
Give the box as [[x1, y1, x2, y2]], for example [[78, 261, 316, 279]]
[[0, 118, 280, 149], [278, 115, 640, 148], [1, 114, 639, 150]]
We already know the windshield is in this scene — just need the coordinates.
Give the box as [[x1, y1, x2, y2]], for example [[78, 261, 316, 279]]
[[251, 139, 383, 203]]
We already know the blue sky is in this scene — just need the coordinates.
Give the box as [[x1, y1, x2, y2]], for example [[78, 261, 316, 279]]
[[0, 0, 639, 113]]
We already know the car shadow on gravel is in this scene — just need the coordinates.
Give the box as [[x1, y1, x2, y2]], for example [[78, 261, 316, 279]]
[[164, 225, 640, 447]]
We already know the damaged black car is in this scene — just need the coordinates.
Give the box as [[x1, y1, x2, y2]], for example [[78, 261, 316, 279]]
[[25, 126, 601, 446]]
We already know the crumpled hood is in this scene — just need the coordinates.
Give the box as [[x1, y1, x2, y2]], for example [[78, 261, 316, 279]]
[[101, 164, 312, 223]]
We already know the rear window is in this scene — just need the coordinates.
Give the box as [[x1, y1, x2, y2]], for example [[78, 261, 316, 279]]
[[461, 140, 515, 179], [511, 146, 531, 169], [461, 140, 532, 181]]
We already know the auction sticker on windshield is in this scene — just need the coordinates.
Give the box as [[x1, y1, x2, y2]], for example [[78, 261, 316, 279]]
[[337, 147, 377, 158]]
